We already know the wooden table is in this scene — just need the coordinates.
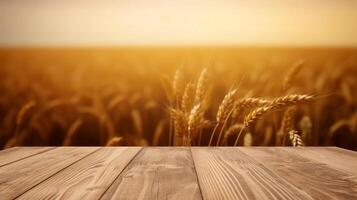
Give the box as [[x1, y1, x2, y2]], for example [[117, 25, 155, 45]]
[[0, 147, 356, 200]]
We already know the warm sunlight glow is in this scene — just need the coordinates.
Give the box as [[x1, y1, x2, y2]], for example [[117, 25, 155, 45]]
[[0, 0, 357, 46]]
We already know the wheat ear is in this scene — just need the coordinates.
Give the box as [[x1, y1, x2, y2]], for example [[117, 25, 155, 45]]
[[289, 130, 304, 147], [216, 89, 237, 124], [270, 94, 313, 110], [181, 82, 195, 113], [235, 98, 270, 109], [282, 60, 304, 92], [169, 108, 187, 146], [208, 89, 237, 146], [173, 68, 184, 102], [194, 68, 208, 105], [280, 106, 297, 145], [244, 94, 313, 128], [187, 104, 204, 146]]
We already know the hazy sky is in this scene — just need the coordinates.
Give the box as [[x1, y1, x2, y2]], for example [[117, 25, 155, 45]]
[[0, 0, 357, 46]]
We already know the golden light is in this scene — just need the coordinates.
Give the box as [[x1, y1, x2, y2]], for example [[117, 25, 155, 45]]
[[0, 0, 356, 46]]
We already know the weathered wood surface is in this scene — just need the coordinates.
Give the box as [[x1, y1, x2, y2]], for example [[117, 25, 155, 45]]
[[0, 147, 98, 199], [102, 147, 202, 200], [0, 147, 356, 200], [239, 147, 357, 199], [0, 147, 54, 167], [18, 147, 142, 200]]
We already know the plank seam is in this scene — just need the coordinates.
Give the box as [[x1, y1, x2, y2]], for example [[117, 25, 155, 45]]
[[190, 147, 204, 200], [0, 147, 56, 168], [14, 147, 102, 199], [98, 147, 144, 200]]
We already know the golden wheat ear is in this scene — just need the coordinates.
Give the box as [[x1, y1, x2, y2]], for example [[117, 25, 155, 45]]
[[244, 106, 273, 128], [244, 94, 313, 128], [216, 89, 237, 125], [282, 60, 305, 92], [181, 82, 195, 113], [214, 89, 238, 146], [194, 68, 208, 105], [289, 130, 304, 147], [169, 107, 187, 146], [187, 104, 204, 145], [270, 94, 313, 110], [173, 68, 184, 101], [235, 98, 271, 110], [279, 106, 297, 145]]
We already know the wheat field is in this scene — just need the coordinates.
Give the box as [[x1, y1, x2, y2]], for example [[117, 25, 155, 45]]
[[0, 47, 356, 150]]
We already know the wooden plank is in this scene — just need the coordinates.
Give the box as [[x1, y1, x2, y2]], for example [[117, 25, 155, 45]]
[[191, 147, 312, 200], [101, 147, 202, 200], [0, 147, 98, 200], [17, 147, 141, 200], [285, 147, 357, 176], [0, 147, 55, 167], [239, 147, 357, 200]]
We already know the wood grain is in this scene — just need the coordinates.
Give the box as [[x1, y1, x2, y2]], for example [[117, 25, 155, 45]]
[[285, 147, 357, 176], [17, 147, 141, 200], [0, 147, 54, 167], [239, 147, 357, 200], [0, 147, 98, 200], [0, 147, 356, 200], [101, 147, 202, 200], [191, 147, 312, 200]]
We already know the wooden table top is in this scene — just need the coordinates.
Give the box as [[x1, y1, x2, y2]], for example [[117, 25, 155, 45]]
[[0, 147, 356, 200]]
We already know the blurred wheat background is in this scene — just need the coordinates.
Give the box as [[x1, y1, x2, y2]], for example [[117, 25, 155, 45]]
[[0, 47, 356, 150]]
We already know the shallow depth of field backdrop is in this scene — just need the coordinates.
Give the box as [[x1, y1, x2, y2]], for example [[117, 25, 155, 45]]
[[0, 1, 356, 150]]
